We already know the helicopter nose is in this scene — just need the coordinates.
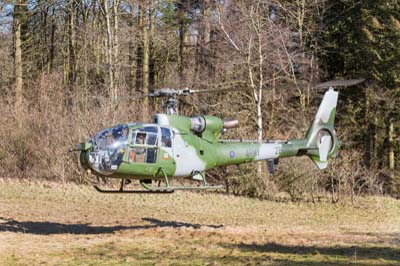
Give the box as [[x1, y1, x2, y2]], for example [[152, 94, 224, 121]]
[[79, 148, 91, 172]]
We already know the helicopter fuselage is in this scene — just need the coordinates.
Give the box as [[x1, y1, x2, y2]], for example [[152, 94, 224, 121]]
[[79, 107, 339, 183], [76, 89, 340, 193], [78, 114, 296, 180]]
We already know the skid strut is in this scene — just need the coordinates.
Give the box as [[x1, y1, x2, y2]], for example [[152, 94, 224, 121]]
[[94, 174, 174, 194], [93, 168, 222, 194]]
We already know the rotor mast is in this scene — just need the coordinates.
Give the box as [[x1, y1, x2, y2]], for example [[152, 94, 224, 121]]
[[150, 85, 244, 115], [166, 97, 179, 115], [150, 88, 192, 115]]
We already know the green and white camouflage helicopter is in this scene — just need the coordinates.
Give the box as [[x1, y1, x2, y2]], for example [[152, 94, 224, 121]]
[[74, 81, 361, 193]]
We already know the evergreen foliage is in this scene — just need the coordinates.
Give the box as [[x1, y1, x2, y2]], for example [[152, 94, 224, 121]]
[[320, 0, 400, 194]]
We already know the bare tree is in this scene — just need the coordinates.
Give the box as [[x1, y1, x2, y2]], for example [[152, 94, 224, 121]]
[[216, 1, 284, 177], [195, 0, 212, 82], [13, 0, 28, 121], [148, 0, 155, 90], [68, 0, 76, 85], [100, 0, 116, 98]]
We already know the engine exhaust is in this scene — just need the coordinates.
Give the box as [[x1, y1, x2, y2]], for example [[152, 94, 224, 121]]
[[223, 119, 239, 129]]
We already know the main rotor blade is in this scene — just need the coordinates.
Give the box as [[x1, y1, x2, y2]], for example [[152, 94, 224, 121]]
[[190, 81, 249, 94], [190, 87, 244, 94], [88, 94, 150, 102], [315, 79, 365, 89]]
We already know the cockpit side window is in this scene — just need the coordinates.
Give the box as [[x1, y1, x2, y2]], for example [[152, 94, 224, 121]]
[[143, 127, 158, 146], [129, 147, 146, 163], [128, 126, 159, 164], [143, 126, 158, 133], [146, 148, 157, 163], [135, 132, 146, 145], [146, 134, 157, 146], [161, 127, 172, 148], [131, 127, 158, 146]]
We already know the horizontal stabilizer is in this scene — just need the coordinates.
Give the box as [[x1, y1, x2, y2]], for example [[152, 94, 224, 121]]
[[312, 159, 328, 170]]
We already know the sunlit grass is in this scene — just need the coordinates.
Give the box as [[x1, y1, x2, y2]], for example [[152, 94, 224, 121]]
[[0, 179, 399, 265]]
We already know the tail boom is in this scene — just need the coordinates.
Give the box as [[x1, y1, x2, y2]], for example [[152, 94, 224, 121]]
[[210, 89, 339, 170], [266, 88, 340, 169]]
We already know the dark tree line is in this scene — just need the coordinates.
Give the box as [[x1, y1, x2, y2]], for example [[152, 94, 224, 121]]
[[320, 0, 400, 196]]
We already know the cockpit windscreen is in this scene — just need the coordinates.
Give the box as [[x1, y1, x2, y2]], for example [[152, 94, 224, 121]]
[[88, 124, 129, 175]]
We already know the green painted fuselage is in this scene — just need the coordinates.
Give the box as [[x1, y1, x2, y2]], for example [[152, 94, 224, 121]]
[[79, 87, 340, 181]]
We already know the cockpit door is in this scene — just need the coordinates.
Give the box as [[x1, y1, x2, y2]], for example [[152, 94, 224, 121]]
[[128, 126, 159, 162], [126, 126, 159, 176], [157, 127, 175, 176]]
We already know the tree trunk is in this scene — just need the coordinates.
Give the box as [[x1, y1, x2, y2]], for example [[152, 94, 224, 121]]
[[148, 0, 155, 91], [142, 1, 149, 120], [68, 0, 76, 85], [136, 3, 143, 93], [256, 76, 263, 178], [268, 70, 276, 137], [195, 0, 211, 83], [388, 118, 396, 192], [128, 15, 135, 96], [92, 2, 101, 77], [365, 88, 371, 168], [101, 0, 115, 98], [38, 0, 48, 72], [247, 31, 263, 179], [13, 0, 25, 121], [48, 11, 56, 73], [256, 10, 264, 179], [177, 2, 186, 84], [112, 0, 120, 95]]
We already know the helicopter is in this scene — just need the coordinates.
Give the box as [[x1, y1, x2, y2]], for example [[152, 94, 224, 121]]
[[73, 80, 363, 194]]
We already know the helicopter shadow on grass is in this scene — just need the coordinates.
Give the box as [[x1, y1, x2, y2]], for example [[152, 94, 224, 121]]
[[221, 242, 400, 263], [141, 217, 223, 229], [0, 216, 223, 235]]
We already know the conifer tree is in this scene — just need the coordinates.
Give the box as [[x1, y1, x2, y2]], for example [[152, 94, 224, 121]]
[[321, 0, 400, 194]]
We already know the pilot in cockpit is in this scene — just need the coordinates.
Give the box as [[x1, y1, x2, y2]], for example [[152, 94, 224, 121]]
[[120, 127, 128, 142], [106, 132, 115, 146], [133, 132, 146, 163]]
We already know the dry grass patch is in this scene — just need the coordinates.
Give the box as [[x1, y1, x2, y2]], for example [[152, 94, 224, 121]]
[[0, 179, 399, 265]]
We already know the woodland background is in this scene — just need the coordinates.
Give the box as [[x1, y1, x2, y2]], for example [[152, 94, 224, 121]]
[[0, 0, 399, 202]]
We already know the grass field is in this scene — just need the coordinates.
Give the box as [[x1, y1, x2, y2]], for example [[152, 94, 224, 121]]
[[0, 178, 399, 266]]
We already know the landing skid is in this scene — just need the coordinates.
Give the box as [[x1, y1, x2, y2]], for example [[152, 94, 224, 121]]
[[93, 185, 174, 194], [93, 168, 223, 194]]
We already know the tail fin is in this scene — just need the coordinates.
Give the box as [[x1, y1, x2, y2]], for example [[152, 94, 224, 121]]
[[305, 88, 340, 169]]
